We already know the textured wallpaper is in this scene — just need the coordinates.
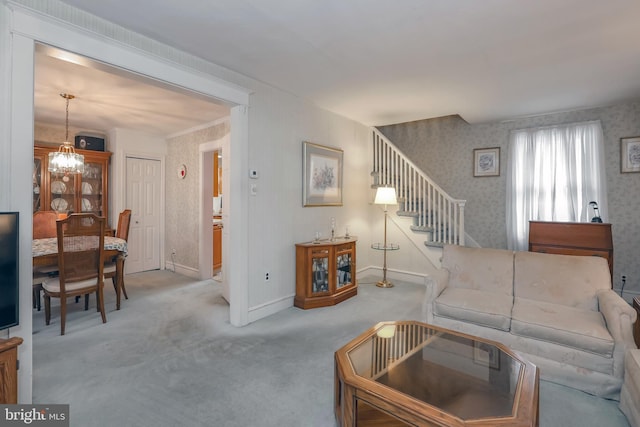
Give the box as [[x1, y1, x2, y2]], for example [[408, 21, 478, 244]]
[[166, 122, 230, 270], [378, 100, 640, 300]]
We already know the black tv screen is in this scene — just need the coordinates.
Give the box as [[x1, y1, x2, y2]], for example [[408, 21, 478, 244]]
[[0, 212, 19, 330]]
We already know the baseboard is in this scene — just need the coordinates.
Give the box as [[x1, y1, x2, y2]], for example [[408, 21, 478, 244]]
[[164, 259, 200, 279], [619, 288, 640, 304], [248, 294, 295, 323], [357, 265, 428, 286]]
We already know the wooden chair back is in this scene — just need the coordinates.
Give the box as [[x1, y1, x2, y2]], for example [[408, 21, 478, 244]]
[[56, 213, 105, 292], [33, 211, 58, 239], [115, 209, 132, 241]]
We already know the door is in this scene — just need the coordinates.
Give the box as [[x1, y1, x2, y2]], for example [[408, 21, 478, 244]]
[[126, 157, 161, 273]]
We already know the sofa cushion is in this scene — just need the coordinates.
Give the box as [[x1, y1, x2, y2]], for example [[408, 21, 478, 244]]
[[514, 251, 611, 311], [434, 287, 513, 331], [442, 245, 514, 296], [511, 297, 614, 357]]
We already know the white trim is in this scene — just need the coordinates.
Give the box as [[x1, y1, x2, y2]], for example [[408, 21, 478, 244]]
[[169, 117, 230, 139], [165, 260, 200, 278], [9, 30, 36, 404], [357, 265, 429, 286], [248, 294, 295, 324]]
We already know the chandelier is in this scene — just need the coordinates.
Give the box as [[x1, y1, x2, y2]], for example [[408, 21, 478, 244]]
[[48, 93, 84, 175]]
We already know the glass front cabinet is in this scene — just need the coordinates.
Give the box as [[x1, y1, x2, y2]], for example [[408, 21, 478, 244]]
[[33, 144, 112, 227], [295, 238, 357, 309]]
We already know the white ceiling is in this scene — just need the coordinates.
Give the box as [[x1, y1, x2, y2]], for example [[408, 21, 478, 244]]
[[35, 46, 230, 137], [38, 0, 640, 132]]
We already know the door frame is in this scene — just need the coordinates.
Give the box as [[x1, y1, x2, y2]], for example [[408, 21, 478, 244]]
[[199, 131, 229, 299], [8, 4, 252, 402]]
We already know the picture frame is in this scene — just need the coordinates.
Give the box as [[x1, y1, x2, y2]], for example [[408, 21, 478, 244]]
[[473, 147, 500, 177], [620, 136, 640, 173], [303, 141, 343, 206], [473, 341, 500, 369]]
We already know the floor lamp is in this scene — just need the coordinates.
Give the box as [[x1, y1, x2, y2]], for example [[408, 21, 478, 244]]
[[374, 186, 398, 288]]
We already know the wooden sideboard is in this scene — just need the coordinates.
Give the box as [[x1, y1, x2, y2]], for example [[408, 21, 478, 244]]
[[528, 221, 613, 280], [295, 238, 357, 309], [0, 337, 23, 404]]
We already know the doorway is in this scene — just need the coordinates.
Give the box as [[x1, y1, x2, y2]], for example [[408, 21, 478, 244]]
[[200, 132, 230, 301]]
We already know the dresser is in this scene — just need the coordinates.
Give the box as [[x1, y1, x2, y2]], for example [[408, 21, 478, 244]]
[[528, 221, 613, 281]]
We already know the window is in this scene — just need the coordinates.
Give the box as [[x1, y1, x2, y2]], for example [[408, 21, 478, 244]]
[[506, 120, 607, 250]]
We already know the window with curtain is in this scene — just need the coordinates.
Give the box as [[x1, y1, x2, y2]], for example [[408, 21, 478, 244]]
[[506, 120, 608, 251]]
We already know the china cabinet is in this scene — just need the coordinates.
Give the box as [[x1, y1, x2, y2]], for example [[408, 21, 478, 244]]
[[33, 144, 112, 226], [295, 238, 357, 309]]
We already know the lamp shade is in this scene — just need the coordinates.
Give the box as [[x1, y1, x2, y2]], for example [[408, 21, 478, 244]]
[[374, 186, 397, 205]]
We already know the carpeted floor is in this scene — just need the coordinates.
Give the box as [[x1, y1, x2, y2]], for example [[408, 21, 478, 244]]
[[32, 270, 630, 427]]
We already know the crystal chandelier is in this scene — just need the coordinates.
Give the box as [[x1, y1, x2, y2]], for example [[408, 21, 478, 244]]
[[48, 93, 84, 175]]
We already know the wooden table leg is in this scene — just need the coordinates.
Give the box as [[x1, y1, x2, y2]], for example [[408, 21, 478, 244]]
[[115, 254, 124, 310], [633, 297, 640, 348]]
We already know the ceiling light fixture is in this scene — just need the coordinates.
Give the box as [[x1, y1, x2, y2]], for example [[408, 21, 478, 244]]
[[48, 93, 84, 175]]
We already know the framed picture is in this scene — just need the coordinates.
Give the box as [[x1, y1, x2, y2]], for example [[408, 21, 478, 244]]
[[303, 141, 343, 206], [473, 341, 500, 369], [621, 137, 640, 173], [473, 147, 500, 177]]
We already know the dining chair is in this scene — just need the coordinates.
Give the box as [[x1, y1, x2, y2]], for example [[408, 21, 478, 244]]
[[42, 213, 107, 335], [32, 211, 60, 311], [104, 209, 131, 299]]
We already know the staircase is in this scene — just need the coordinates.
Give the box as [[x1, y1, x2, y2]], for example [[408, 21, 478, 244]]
[[371, 128, 466, 264]]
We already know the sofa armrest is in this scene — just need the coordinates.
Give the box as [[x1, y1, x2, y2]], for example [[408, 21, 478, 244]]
[[598, 289, 637, 349], [423, 268, 449, 323]]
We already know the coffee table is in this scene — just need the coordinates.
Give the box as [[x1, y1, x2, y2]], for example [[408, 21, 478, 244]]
[[335, 321, 539, 426]]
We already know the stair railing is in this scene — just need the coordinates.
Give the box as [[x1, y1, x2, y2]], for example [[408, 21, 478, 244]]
[[372, 128, 466, 246]]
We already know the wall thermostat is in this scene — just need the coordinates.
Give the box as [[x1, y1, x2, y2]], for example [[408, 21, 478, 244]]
[[249, 169, 259, 179]]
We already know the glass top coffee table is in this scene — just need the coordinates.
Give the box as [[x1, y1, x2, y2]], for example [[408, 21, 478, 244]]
[[335, 321, 539, 426]]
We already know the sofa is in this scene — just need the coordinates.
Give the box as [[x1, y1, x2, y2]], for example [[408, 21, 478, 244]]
[[423, 244, 638, 399], [620, 349, 640, 426]]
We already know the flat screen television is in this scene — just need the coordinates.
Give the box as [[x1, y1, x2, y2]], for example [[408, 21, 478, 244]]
[[0, 212, 19, 330]]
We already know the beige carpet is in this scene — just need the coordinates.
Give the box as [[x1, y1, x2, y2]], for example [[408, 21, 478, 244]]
[[32, 270, 630, 427]]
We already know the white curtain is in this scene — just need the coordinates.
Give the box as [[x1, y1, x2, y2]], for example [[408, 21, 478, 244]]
[[506, 120, 608, 251]]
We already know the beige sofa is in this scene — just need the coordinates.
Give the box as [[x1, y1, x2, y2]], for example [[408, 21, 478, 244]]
[[423, 245, 638, 400]]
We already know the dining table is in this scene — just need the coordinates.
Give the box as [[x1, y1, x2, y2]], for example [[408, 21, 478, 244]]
[[32, 236, 128, 310]]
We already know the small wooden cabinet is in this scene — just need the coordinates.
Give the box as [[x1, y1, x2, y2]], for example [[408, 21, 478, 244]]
[[0, 337, 23, 404], [528, 221, 613, 280], [34, 144, 112, 226], [295, 238, 357, 309], [213, 220, 222, 272]]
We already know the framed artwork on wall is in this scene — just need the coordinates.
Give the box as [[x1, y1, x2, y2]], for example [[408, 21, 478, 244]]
[[473, 147, 500, 177], [621, 136, 640, 173], [303, 141, 343, 206]]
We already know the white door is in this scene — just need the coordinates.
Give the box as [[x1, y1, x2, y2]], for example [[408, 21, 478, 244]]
[[126, 157, 161, 273]]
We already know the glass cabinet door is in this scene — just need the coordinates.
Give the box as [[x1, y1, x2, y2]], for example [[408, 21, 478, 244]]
[[336, 251, 353, 288], [81, 161, 104, 217], [33, 159, 42, 212], [310, 249, 330, 294], [49, 173, 76, 214]]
